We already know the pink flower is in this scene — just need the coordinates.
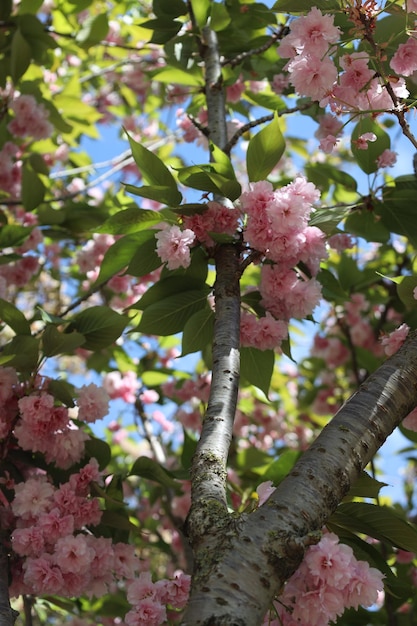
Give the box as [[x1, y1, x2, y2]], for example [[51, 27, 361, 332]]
[[127, 571, 158, 604], [353, 132, 377, 150], [319, 134, 339, 153], [407, 0, 417, 11], [124, 599, 166, 626], [155, 225, 195, 270], [403, 406, 417, 431], [155, 572, 191, 609], [38, 508, 75, 544], [77, 383, 110, 422], [12, 526, 45, 557], [390, 37, 417, 76], [45, 427, 89, 469], [288, 54, 338, 102], [113, 542, 140, 579], [8, 94, 53, 140], [23, 555, 64, 595], [380, 323, 410, 356], [0, 367, 19, 403], [12, 477, 55, 520], [69, 458, 101, 496], [256, 480, 275, 506], [139, 389, 159, 404], [54, 535, 95, 574], [103, 370, 140, 403], [279, 7, 340, 58], [376, 149, 397, 168]]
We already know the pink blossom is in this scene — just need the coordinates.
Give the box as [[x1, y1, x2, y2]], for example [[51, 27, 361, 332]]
[[127, 571, 158, 604], [54, 535, 95, 573], [271, 73, 290, 94], [124, 599, 166, 626], [403, 406, 417, 431], [69, 458, 101, 496], [155, 572, 191, 609], [407, 0, 417, 11], [0, 366, 19, 403], [240, 311, 288, 350], [77, 382, 110, 422], [8, 94, 53, 140], [155, 225, 195, 270], [139, 389, 159, 404], [328, 233, 354, 252], [256, 480, 276, 505], [183, 201, 239, 246], [280, 7, 340, 58], [23, 555, 64, 595], [113, 542, 140, 579], [226, 77, 246, 103], [380, 323, 410, 356], [103, 370, 140, 403], [12, 526, 45, 557], [354, 132, 377, 150], [45, 427, 89, 469], [38, 508, 75, 544], [288, 54, 338, 102], [376, 149, 397, 168], [390, 37, 417, 76], [319, 134, 339, 153], [345, 559, 385, 609], [12, 477, 54, 520]]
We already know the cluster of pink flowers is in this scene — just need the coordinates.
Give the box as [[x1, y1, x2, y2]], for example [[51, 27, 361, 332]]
[[0, 368, 109, 468], [0, 141, 21, 198], [155, 225, 195, 270], [183, 201, 240, 247], [380, 323, 410, 356], [268, 532, 384, 626], [239, 178, 326, 342], [125, 570, 190, 626], [240, 311, 288, 351], [279, 7, 340, 103], [104, 370, 141, 403], [8, 93, 53, 140], [9, 464, 117, 598]]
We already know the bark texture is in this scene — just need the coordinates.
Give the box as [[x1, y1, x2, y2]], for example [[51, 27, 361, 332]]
[[183, 332, 417, 625], [0, 538, 17, 626]]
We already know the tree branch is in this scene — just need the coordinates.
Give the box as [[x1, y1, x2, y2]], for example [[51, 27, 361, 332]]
[[183, 331, 417, 624]]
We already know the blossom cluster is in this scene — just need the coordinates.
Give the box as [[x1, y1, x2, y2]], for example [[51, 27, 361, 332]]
[[0, 368, 109, 469], [268, 532, 384, 626], [8, 93, 53, 140]]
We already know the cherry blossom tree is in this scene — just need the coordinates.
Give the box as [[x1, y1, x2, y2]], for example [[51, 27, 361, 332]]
[[2, 0, 417, 625]]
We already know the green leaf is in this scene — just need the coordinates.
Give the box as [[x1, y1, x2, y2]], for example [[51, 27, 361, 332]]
[[211, 2, 232, 31], [317, 269, 348, 304], [181, 429, 198, 472], [131, 275, 209, 310], [0, 298, 31, 335], [11, 28, 31, 83], [99, 510, 139, 533], [0, 225, 32, 249], [153, 0, 186, 17], [22, 164, 45, 211], [190, 0, 210, 28], [76, 13, 109, 47], [1, 335, 39, 373], [136, 288, 210, 336], [273, 0, 339, 11], [153, 66, 204, 87], [85, 438, 112, 470], [331, 502, 417, 552], [140, 17, 182, 44], [126, 237, 162, 277], [177, 165, 241, 201], [42, 326, 85, 357], [96, 232, 154, 284], [240, 346, 274, 398], [376, 183, 417, 247], [246, 112, 285, 182], [96, 208, 163, 235], [66, 307, 128, 351], [123, 183, 182, 206], [309, 205, 352, 234], [345, 208, 390, 243], [181, 306, 214, 356], [130, 456, 181, 491], [351, 118, 390, 175], [125, 133, 182, 205], [346, 471, 388, 499], [397, 275, 417, 309], [47, 379, 76, 408], [263, 450, 301, 485]]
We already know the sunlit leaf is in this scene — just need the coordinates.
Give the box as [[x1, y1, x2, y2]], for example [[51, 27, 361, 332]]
[[246, 112, 285, 182]]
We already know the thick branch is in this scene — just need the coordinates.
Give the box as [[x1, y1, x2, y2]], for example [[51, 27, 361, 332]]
[[182, 331, 417, 625], [0, 539, 17, 626]]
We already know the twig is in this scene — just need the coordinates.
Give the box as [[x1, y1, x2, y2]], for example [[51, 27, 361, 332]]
[[222, 26, 290, 68]]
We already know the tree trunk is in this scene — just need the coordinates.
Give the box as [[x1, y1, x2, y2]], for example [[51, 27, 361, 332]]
[[183, 331, 417, 625]]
